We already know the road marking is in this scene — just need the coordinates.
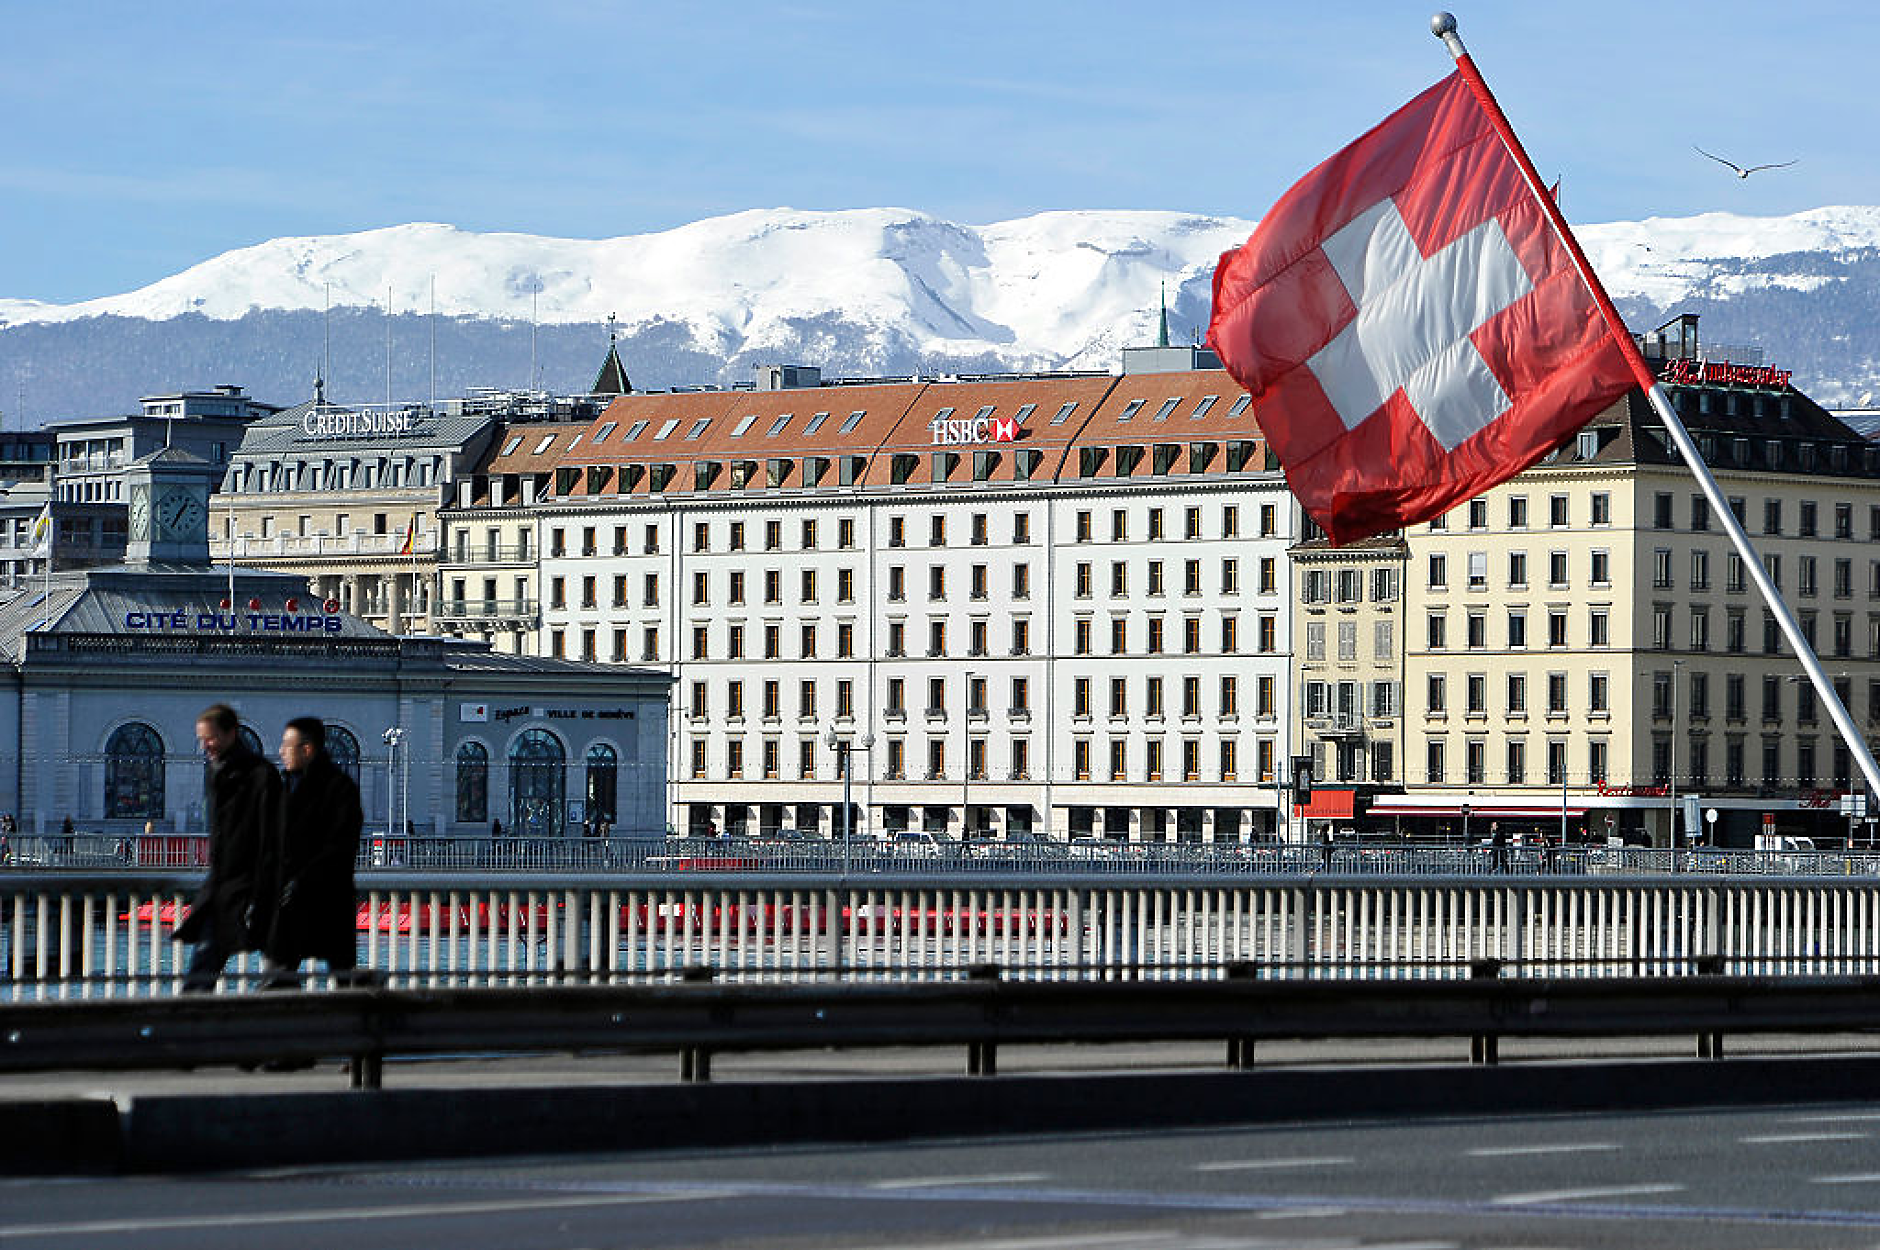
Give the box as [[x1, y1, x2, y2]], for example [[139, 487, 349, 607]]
[[1813, 1174, 1880, 1185], [884, 1235, 1179, 1250], [1253, 1206, 1349, 1220], [1195, 1156, 1355, 1172], [871, 1172, 1052, 1190], [1790, 1112, 1880, 1123], [1466, 1142, 1619, 1158], [0, 1192, 714, 1238], [1740, 1132, 1867, 1144], [1491, 1182, 1683, 1206]]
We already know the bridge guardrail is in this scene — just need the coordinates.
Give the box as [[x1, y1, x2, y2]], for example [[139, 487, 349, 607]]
[[8, 834, 1880, 878], [4, 963, 1877, 1088]]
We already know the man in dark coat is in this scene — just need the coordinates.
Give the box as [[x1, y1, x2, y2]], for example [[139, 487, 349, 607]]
[[262, 716, 363, 983], [175, 704, 280, 991]]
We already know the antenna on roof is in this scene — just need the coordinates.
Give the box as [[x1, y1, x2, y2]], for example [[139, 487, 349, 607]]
[[429, 274, 436, 410], [322, 282, 331, 402], [530, 288, 539, 392], [1157, 282, 1171, 348], [385, 283, 393, 407]]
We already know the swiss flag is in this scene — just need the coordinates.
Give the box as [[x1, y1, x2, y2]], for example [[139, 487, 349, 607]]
[[1209, 73, 1634, 545]]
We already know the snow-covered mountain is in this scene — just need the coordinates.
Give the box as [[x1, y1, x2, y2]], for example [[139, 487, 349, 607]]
[[6, 205, 1880, 418]]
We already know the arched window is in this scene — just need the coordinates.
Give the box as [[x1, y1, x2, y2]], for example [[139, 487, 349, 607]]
[[508, 728, 566, 837], [585, 743, 618, 828], [456, 741, 489, 823], [104, 722, 165, 819], [326, 726, 361, 783]]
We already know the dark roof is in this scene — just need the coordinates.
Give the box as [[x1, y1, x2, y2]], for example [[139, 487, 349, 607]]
[[1556, 374, 1876, 476], [0, 564, 386, 664], [592, 343, 632, 397]]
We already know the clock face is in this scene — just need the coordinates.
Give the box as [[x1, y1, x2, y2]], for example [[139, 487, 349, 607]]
[[128, 486, 151, 541], [156, 487, 205, 538]]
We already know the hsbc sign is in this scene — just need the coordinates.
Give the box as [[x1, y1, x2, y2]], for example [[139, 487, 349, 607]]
[[930, 414, 1019, 446]]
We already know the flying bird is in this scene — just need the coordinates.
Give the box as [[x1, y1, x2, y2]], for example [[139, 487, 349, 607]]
[[1694, 146, 1798, 179]]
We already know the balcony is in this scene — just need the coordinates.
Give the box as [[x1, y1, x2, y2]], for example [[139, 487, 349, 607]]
[[433, 597, 541, 625], [216, 533, 443, 560], [1321, 712, 1365, 737]]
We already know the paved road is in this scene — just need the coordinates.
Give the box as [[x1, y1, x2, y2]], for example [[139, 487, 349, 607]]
[[9, 1102, 1880, 1248]]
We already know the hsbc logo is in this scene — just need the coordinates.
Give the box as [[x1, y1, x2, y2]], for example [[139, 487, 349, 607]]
[[930, 415, 1019, 446]]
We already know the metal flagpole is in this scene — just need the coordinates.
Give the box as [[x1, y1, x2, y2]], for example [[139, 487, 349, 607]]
[[226, 493, 236, 617], [1433, 12, 1880, 807]]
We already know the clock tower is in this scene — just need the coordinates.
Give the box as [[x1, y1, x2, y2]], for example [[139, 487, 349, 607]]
[[124, 448, 218, 565]]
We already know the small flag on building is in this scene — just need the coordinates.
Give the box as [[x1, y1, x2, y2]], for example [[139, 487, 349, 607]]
[[1208, 71, 1634, 545], [398, 512, 418, 556], [29, 502, 53, 558]]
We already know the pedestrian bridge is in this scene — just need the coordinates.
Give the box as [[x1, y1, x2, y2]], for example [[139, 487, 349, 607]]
[[7, 866, 1878, 999]]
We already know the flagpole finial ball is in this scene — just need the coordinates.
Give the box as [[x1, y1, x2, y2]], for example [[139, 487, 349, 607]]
[[1430, 12, 1458, 37]]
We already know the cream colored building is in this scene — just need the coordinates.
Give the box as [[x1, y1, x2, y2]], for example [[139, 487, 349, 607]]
[[432, 422, 593, 655], [1291, 531, 1406, 822], [1394, 370, 1880, 847], [212, 391, 612, 638]]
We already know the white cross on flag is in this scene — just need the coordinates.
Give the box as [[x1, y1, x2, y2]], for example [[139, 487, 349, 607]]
[[1209, 73, 1634, 544]]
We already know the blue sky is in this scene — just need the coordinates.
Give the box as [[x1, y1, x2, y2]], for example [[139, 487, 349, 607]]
[[3, 1, 1874, 304]]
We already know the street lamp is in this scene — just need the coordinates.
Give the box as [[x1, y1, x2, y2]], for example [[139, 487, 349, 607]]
[[826, 729, 875, 876], [1460, 801, 1471, 849], [1670, 659, 1683, 853], [381, 727, 405, 843], [963, 671, 979, 840]]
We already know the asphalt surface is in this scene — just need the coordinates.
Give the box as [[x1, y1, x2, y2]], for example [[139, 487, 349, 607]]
[[9, 1102, 1880, 1249]]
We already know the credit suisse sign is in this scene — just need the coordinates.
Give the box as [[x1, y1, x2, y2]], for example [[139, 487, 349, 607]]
[[930, 414, 1020, 446], [300, 409, 425, 439]]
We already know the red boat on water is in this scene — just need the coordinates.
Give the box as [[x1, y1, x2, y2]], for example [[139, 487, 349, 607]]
[[128, 898, 1069, 937]]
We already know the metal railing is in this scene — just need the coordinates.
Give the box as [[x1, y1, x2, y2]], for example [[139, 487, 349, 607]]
[[431, 597, 540, 621], [7, 835, 1880, 879], [11, 867, 1880, 1002]]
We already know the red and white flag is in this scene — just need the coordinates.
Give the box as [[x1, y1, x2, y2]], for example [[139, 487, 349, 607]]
[[1209, 72, 1634, 545]]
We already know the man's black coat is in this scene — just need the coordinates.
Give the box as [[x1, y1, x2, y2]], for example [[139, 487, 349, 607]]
[[175, 741, 280, 951], [263, 752, 363, 966]]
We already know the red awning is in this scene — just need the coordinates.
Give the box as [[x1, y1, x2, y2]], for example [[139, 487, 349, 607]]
[[1294, 789, 1355, 819], [1368, 804, 1587, 820]]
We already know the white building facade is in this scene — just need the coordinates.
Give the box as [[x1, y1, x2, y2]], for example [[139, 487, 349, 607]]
[[440, 361, 1298, 842]]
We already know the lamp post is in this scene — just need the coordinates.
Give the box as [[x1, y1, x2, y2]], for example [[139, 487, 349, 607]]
[[381, 727, 405, 844], [963, 671, 978, 841], [1670, 660, 1683, 855], [827, 729, 875, 877], [1460, 801, 1471, 850]]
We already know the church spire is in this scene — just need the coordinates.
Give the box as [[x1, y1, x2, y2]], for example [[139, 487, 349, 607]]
[[1156, 282, 1171, 348], [591, 313, 632, 396]]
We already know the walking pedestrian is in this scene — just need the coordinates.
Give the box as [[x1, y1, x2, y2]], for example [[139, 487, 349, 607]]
[[174, 704, 280, 991], [260, 717, 363, 986], [1490, 821, 1508, 873]]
